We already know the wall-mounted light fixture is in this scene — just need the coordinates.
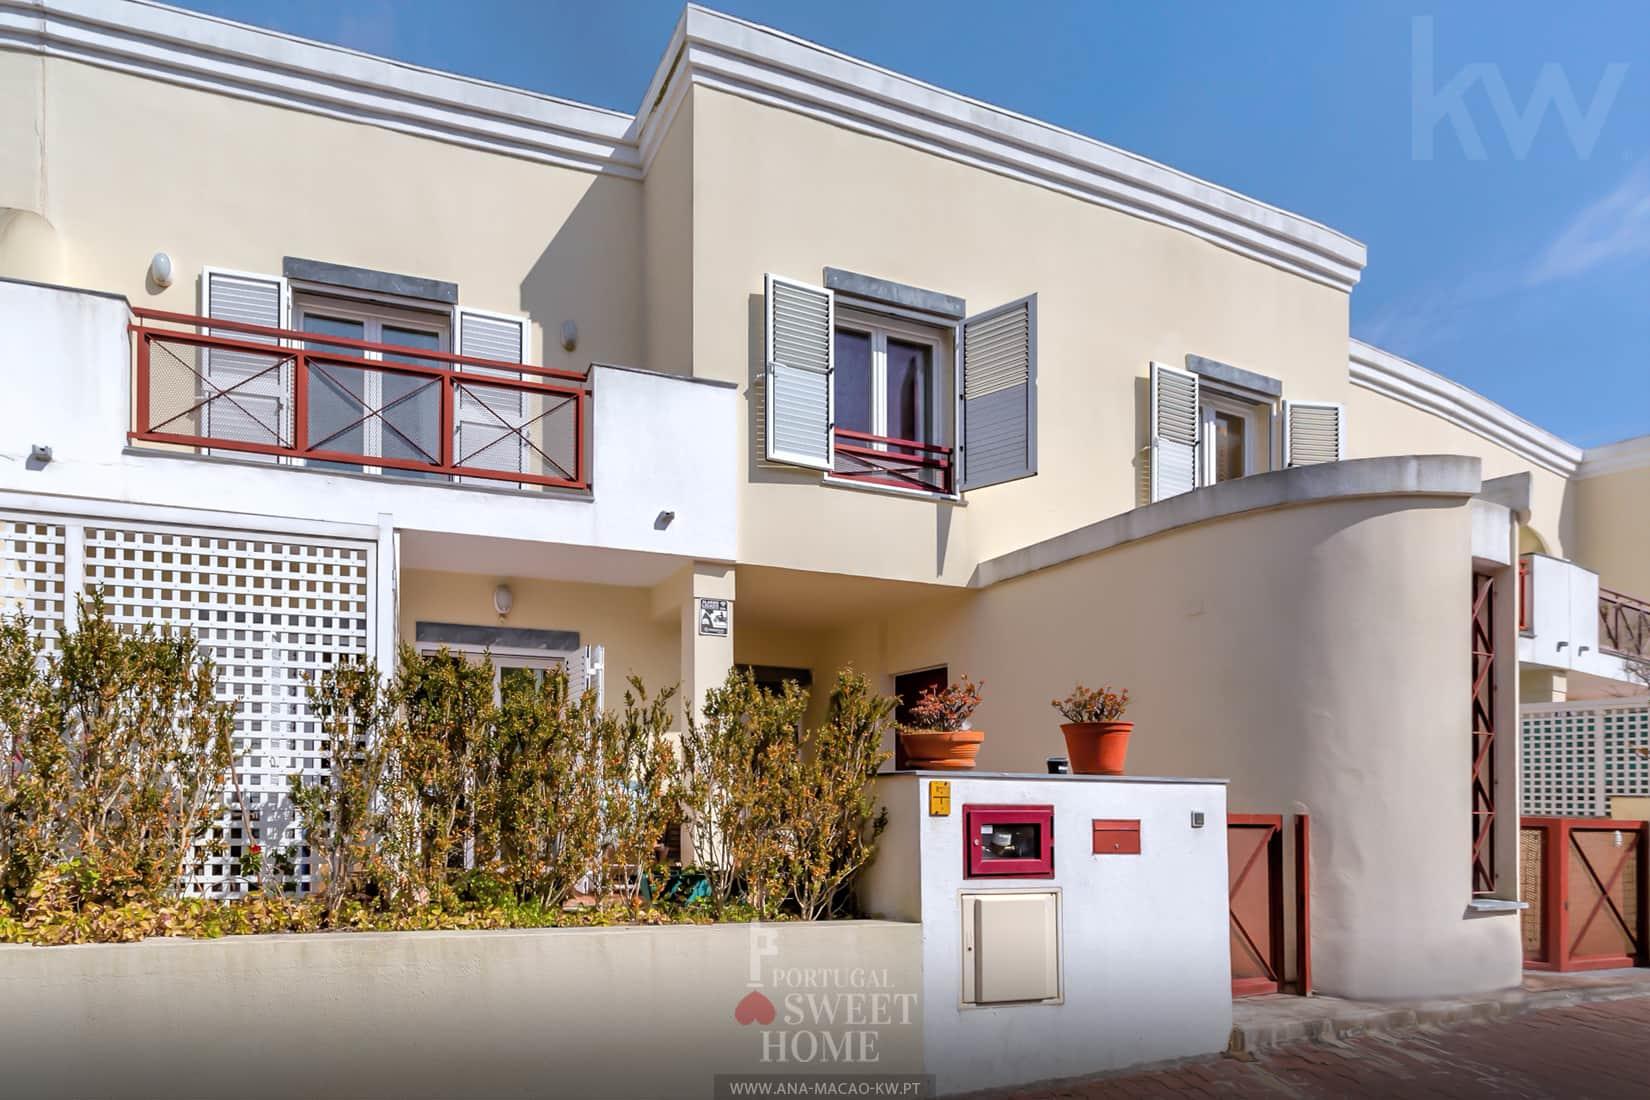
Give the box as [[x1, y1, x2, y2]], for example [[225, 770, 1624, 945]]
[[654, 510, 676, 530], [560, 320, 578, 352], [148, 252, 174, 289], [493, 583, 514, 618]]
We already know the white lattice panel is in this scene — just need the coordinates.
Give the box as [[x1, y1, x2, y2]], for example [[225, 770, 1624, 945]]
[[83, 524, 373, 896], [1520, 698, 1650, 818], [0, 516, 67, 654]]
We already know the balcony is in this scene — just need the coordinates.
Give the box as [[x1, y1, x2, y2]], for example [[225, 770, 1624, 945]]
[[1599, 587, 1650, 662], [129, 308, 589, 490], [1518, 553, 1650, 679]]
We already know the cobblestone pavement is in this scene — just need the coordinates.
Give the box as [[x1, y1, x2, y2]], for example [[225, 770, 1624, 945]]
[[1002, 996, 1650, 1099]]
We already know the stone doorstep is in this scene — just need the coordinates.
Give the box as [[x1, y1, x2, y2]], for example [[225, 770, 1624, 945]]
[[1228, 968, 1650, 1054]]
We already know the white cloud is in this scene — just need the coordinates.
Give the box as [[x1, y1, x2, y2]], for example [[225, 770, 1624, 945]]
[[1527, 157, 1650, 286]]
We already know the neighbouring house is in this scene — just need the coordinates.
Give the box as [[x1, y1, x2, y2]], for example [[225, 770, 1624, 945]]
[[1, 0, 1645, 1009]]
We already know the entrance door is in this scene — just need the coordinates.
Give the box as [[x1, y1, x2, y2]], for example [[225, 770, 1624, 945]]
[[1228, 815, 1285, 996], [893, 666, 948, 770]]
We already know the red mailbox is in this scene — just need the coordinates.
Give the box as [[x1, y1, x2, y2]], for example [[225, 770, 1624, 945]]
[[1091, 818, 1141, 855], [963, 804, 1055, 878]]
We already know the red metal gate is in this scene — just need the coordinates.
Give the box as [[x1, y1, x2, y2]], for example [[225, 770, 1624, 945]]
[[1522, 817, 1648, 971], [1228, 815, 1284, 996]]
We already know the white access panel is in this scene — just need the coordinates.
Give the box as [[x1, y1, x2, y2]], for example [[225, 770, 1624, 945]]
[[961, 890, 1061, 1005]]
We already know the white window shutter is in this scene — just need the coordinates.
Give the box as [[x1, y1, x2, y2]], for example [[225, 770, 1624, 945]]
[[201, 268, 290, 453], [1149, 360, 1199, 501], [960, 294, 1037, 490], [763, 274, 834, 471], [453, 308, 529, 478], [1282, 400, 1344, 467]]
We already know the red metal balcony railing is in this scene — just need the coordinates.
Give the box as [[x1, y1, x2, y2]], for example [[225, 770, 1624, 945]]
[[1518, 553, 1532, 635], [1600, 588, 1650, 661], [129, 308, 590, 490], [831, 427, 953, 495]]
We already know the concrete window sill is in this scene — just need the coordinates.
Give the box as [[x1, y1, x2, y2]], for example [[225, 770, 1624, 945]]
[[1465, 898, 1528, 914]]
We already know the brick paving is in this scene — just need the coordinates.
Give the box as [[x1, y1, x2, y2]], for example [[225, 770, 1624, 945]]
[[1002, 997, 1650, 1099]]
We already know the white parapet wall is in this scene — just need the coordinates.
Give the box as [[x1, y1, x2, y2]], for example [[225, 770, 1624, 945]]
[[0, 921, 923, 1100], [862, 771, 1232, 1095], [0, 278, 739, 565]]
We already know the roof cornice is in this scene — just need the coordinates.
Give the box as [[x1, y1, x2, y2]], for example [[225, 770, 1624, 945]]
[[1348, 339, 1583, 478], [643, 6, 1366, 292], [2, 1, 1368, 293], [0, 0, 642, 176], [1577, 433, 1650, 479]]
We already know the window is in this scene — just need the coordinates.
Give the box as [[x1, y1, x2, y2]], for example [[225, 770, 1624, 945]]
[[415, 644, 569, 705], [832, 310, 952, 491], [293, 291, 450, 479], [1199, 391, 1271, 484], [894, 665, 949, 770], [763, 273, 1035, 494]]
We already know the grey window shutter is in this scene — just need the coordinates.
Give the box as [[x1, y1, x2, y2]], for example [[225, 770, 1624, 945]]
[[1149, 361, 1200, 501], [453, 309, 529, 478], [1282, 400, 1344, 467], [764, 273, 834, 471], [201, 268, 289, 452], [960, 294, 1037, 490]]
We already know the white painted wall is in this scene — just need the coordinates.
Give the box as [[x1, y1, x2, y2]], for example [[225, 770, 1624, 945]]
[[0, 280, 737, 569], [864, 772, 1231, 1095], [0, 922, 923, 1100], [1518, 552, 1633, 682]]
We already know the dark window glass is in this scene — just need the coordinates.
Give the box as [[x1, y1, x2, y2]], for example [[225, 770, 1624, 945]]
[[301, 314, 366, 470], [885, 338, 932, 443], [1213, 410, 1246, 482], [380, 324, 444, 479], [834, 328, 873, 434]]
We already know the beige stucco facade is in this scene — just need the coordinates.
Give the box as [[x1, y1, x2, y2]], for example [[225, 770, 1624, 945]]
[[0, 0, 1642, 1011], [1569, 441, 1650, 598]]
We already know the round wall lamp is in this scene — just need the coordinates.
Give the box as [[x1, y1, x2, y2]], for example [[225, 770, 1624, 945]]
[[493, 583, 514, 618], [148, 252, 174, 289]]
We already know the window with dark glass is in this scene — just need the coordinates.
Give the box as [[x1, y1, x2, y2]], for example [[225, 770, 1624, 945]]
[[293, 293, 447, 479], [831, 311, 950, 490]]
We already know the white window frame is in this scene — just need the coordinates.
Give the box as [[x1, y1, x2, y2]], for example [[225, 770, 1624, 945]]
[[825, 306, 957, 498], [290, 288, 451, 475], [1198, 388, 1274, 486]]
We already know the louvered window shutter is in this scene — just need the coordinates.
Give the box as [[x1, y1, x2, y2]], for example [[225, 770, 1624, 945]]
[[960, 294, 1037, 490], [1149, 361, 1200, 501], [763, 274, 834, 471], [453, 309, 529, 478], [1283, 400, 1344, 467], [201, 268, 289, 452]]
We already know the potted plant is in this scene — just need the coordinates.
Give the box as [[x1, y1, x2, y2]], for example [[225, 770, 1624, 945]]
[[899, 676, 984, 769], [1052, 684, 1132, 775]]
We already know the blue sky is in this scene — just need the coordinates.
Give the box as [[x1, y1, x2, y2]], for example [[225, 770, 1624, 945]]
[[172, 1, 1649, 447]]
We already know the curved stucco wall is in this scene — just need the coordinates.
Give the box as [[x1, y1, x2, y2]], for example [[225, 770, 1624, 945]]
[[818, 459, 1519, 999], [1346, 381, 1573, 559]]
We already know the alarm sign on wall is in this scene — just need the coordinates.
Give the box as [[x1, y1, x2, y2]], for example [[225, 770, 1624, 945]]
[[697, 598, 729, 636]]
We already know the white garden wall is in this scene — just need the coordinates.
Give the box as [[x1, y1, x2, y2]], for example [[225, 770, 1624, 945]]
[[0, 921, 922, 1099]]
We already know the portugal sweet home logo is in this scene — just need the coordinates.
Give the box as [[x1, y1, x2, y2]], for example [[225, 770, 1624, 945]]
[[735, 924, 918, 1064]]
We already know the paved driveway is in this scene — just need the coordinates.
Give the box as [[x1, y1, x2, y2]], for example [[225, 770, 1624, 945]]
[[1000, 997, 1650, 1099]]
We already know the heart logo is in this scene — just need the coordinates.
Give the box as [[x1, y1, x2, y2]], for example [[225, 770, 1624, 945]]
[[734, 989, 776, 1026]]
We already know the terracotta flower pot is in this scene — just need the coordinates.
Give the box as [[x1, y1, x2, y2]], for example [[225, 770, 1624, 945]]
[[899, 728, 984, 770], [1060, 721, 1133, 775]]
